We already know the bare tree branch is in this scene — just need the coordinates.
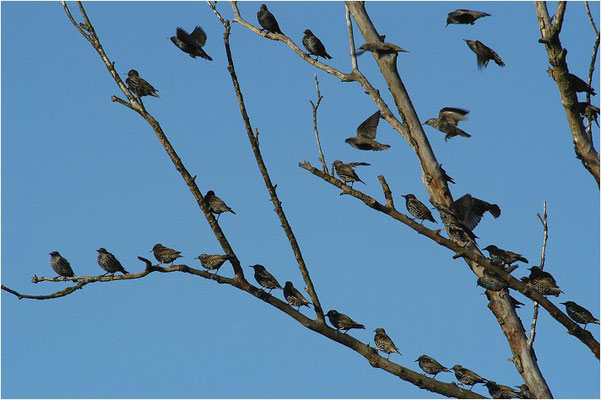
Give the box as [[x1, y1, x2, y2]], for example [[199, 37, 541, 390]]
[[528, 202, 549, 348], [345, 3, 359, 72], [585, 1, 600, 142], [378, 175, 395, 209], [310, 75, 328, 173]]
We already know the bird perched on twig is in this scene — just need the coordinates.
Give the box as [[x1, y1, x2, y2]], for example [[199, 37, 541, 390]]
[[568, 73, 596, 96], [357, 41, 408, 55], [483, 244, 528, 268], [151, 244, 182, 265], [332, 160, 370, 187], [49, 251, 75, 279], [415, 355, 450, 378], [561, 301, 599, 329], [345, 111, 390, 151], [249, 264, 282, 293], [302, 29, 332, 60], [477, 272, 507, 292], [126, 69, 159, 99], [451, 365, 487, 390], [574, 102, 600, 126], [196, 254, 233, 273], [325, 310, 365, 333], [373, 328, 401, 358], [170, 26, 212, 61], [485, 381, 521, 399], [446, 9, 490, 26], [451, 194, 500, 231], [401, 194, 436, 224], [521, 266, 562, 297], [423, 107, 471, 141], [464, 40, 505, 69], [283, 281, 311, 309], [96, 248, 128, 276], [205, 190, 235, 220], [257, 4, 283, 35]]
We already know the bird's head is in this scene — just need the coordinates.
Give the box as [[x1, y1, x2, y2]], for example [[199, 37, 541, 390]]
[[423, 118, 436, 127], [151, 244, 163, 252], [49, 251, 60, 257], [303, 29, 313, 35], [205, 190, 215, 197], [374, 327, 385, 334], [260, 4, 268, 11], [126, 69, 139, 77], [97, 248, 107, 253], [483, 245, 497, 252]]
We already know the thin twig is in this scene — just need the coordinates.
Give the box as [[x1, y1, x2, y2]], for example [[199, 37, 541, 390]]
[[585, 1, 600, 143], [310, 75, 327, 173], [528, 202, 548, 348], [585, 1, 599, 36], [378, 175, 394, 209], [345, 3, 359, 72]]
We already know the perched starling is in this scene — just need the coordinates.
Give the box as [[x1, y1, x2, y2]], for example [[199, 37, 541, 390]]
[[170, 26, 212, 60], [401, 194, 436, 224], [283, 281, 311, 309], [302, 29, 332, 60], [325, 310, 365, 332], [464, 39, 505, 69], [508, 294, 525, 309], [257, 4, 283, 35], [332, 160, 370, 187], [196, 253, 233, 273], [205, 190, 236, 220], [249, 264, 282, 292], [423, 107, 471, 141], [483, 245, 528, 267], [515, 384, 534, 399], [151, 243, 182, 265], [451, 194, 501, 231], [373, 328, 401, 358], [438, 163, 455, 184], [438, 208, 478, 246], [345, 111, 390, 151], [561, 301, 600, 328], [447, 9, 491, 26], [568, 73, 596, 96], [574, 102, 600, 126], [521, 266, 562, 297], [126, 69, 159, 98], [485, 381, 520, 399], [415, 355, 450, 378], [477, 272, 507, 292], [96, 248, 128, 276], [451, 364, 487, 389], [358, 42, 408, 55], [49, 251, 75, 278]]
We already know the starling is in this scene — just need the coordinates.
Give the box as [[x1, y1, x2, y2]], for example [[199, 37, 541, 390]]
[[415, 355, 450, 378], [345, 111, 390, 151], [515, 384, 534, 399], [302, 29, 332, 60], [477, 272, 507, 292], [561, 301, 600, 328], [170, 26, 212, 61], [325, 310, 365, 332], [574, 102, 600, 126], [521, 266, 562, 297], [451, 194, 501, 231], [451, 364, 487, 389], [283, 281, 311, 309], [205, 190, 236, 221], [49, 251, 75, 278], [358, 42, 408, 55], [423, 107, 471, 141], [257, 4, 283, 35], [332, 160, 370, 187], [196, 253, 233, 273], [438, 208, 478, 246], [96, 248, 128, 276], [464, 39, 505, 69], [126, 69, 159, 98], [401, 194, 436, 224], [485, 381, 520, 399], [483, 245, 528, 268], [568, 73, 596, 96], [439, 163, 455, 184], [447, 9, 491, 26], [508, 294, 525, 309], [373, 328, 401, 358], [249, 264, 282, 292], [151, 243, 182, 265]]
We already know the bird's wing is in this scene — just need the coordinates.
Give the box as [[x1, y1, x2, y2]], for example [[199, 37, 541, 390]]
[[356, 110, 381, 139], [439, 107, 469, 125], [190, 26, 208, 47], [176, 27, 191, 43], [486, 45, 505, 67], [348, 162, 370, 167]]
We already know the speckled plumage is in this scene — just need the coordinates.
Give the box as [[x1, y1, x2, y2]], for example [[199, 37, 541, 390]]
[[97, 248, 128, 275], [49, 251, 75, 278], [325, 310, 365, 332]]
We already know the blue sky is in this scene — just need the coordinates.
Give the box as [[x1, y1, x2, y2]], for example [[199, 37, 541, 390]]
[[2, 1, 599, 398]]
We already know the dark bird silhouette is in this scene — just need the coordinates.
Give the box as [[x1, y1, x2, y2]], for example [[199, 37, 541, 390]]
[[447, 9, 491, 26], [464, 39, 505, 69], [509, 294, 525, 309], [345, 111, 390, 151], [358, 42, 408, 55], [401, 194, 436, 224], [568, 73, 596, 95], [415, 355, 450, 378], [515, 384, 534, 399], [126, 69, 159, 98], [205, 190, 235, 221], [170, 26, 212, 60], [485, 381, 520, 399], [483, 245, 528, 267], [325, 310, 365, 332], [574, 102, 600, 126], [332, 160, 370, 187], [521, 266, 562, 297], [96, 248, 128, 276], [249, 264, 282, 292], [373, 328, 401, 358], [302, 29, 332, 60], [451, 194, 500, 231], [197, 253, 233, 273], [283, 281, 311, 309], [257, 4, 283, 34], [438, 206, 478, 246], [151, 243, 182, 265], [451, 364, 487, 390], [561, 301, 600, 328], [49, 251, 75, 278], [477, 272, 507, 292], [439, 163, 455, 184], [423, 107, 471, 141]]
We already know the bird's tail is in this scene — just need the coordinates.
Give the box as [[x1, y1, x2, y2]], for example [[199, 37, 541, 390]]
[[354, 324, 366, 329], [229, 208, 236, 214], [122, 269, 129, 275], [517, 256, 529, 264]]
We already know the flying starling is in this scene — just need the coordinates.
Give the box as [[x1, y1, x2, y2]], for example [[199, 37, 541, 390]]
[[249, 264, 282, 292], [485, 381, 521, 399], [96, 248, 128, 276], [283, 281, 311, 309], [345, 111, 390, 151], [521, 266, 562, 297], [415, 355, 450, 378], [170, 26, 212, 60], [451, 364, 487, 390], [332, 160, 370, 187], [561, 301, 600, 328], [151, 243, 182, 265], [325, 310, 365, 332], [126, 69, 159, 98], [423, 107, 471, 141], [373, 328, 401, 358], [574, 102, 600, 126], [447, 9, 491, 26], [477, 272, 507, 292], [464, 40, 505, 69], [515, 384, 534, 399], [451, 194, 501, 231], [483, 245, 528, 268], [358, 42, 408, 55], [401, 194, 436, 224], [257, 4, 283, 35], [49, 251, 75, 279], [205, 190, 236, 220], [568, 73, 596, 96], [302, 29, 332, 60], [196, 253, 233, 273]]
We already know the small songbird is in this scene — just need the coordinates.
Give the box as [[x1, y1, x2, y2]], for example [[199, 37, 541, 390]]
[[561, 301, 600, 328], [96, 248, 128, 276], [170, 26, 212, 60], [485, 381, 521, 399], [521, 266, 562, 297], [373, 328, 401, 358], [358, 41, 408, 55], [574, 102, 600, 126], [451, 364, 487, 390], [477, 272, 507, 292], [205, 190, 236, 221], [464, 39, 505, 69], [302, 29, 332, 60], [49, 251, 75, 279], [283, 281, 311, 309], [196, 253, 233, 273], [415, 355, 450, 378], [257, 4, 283, 34], [483, 245, 528, 267], [568, 73, 596, 96], [446, 9, 490, 26], [249, 264, 282, 292], [401, 194, 436, 224], [126, 69, 159, 98], [423, 107, 471, 141], [451, 194, 500, 231], [151, 243, 182, 265], [345, 110, 390, 151], [515, 384, 534, 399], [325, 310, 365, 332], [332, 160, 370, 187]]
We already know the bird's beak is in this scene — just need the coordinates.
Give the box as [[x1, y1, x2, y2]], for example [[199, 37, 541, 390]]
[[414, 359, 419, 362], [149, 250, 153, 253]]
